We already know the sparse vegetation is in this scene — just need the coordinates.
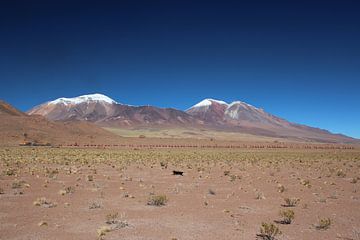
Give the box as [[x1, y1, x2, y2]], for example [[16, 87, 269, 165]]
[[105, 212, 117, 223], [278, 209, 295, 224], [282, 197, 300, 207], [89, 202, 102, 209], [336, 169, 346, 178], [315, 218, 331, 230], [0, 146, 359, 240], [147, 194, 168, 206], [300, 179, 311, 187], [98, 212, 129, 238], [3, 168, 16, 176], [257, 222, 282, 240]]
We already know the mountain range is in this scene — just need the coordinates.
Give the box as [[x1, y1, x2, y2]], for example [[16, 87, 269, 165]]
[[27, 93, 357, 143]]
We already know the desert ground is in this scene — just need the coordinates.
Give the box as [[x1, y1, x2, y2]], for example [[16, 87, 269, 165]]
[[1, 145, 360, 240]]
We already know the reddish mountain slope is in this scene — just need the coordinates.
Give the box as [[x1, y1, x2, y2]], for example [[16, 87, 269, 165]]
[[0, 100, 121, 146]]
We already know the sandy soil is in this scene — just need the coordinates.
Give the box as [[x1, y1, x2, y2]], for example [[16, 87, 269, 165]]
[[0, 147, 359, 240]]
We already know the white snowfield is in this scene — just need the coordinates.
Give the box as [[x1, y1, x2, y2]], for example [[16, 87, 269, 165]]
[[189, 98, 259, 110], [190, 99, 228, 108], [49, 93, 117, 105]]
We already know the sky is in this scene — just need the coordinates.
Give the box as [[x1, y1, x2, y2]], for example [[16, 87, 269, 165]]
[[0, 0, 359, 138]]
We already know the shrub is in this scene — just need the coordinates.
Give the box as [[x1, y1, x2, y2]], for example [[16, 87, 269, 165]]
[[12, 180, 23, 189], [282, 197, 300, 207], [336, 169, 346, 178], [4, 168, 16, 176], [315, 218, 331, 230], [105, 212, 119, 224], [279, 209, 295, 224], [258, 222, 282, 240], [65, 186, 75, 194], [147, 195, 167, 206], [89, 202, 102, 209], [300, 179, 311, 187]]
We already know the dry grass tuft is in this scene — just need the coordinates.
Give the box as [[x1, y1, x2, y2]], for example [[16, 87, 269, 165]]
[[315, 218, 331, 230], [282, 197, 300, 207], [257, 222, 282, 240], [147, 195, 168, 206], [278, 209, 295, 224]]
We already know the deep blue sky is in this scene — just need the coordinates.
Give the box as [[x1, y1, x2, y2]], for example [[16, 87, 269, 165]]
[[0, 0, 359, 138]]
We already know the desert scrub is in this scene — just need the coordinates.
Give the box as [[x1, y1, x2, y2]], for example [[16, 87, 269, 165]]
[[3, 168, 16, 176], [315, 218, 331, 230], [45, 168, 59, 178], [336, 169, 346, 178], [65, 186, 75, 194], [255, 191, 265, 200], [300, 179, 311, 187], [257, 222, 282, 240], [89, 202, 102, 209], [33, 197, 57, 208], [12, 180, 25, 189], [282, 197, 300, 207], [98, 212, 129, 238], [59, 186, 75, 195], [278, 209, 294, 224], [105, 212, 119, 224], [147, 194, 167, 206]]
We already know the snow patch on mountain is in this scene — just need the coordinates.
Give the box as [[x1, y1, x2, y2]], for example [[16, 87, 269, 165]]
[[49, 93, 117, 105], [190, 99, 228, 109], [228, 101, 257, 109]]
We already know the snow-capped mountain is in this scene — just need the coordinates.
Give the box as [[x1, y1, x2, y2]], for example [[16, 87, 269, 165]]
[[0, 100, 121, 146], [186, 98, 355, 142], [28, 94, 201, 127], [186, 99, 229, 124], [187, 98, 287, 127], [28, 94, 118, 122], [28, 94, 357, 143]]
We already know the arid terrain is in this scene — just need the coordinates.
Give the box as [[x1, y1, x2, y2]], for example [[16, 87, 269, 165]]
[[1, 97, 360, 240], [1, 146, 359, 240]]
